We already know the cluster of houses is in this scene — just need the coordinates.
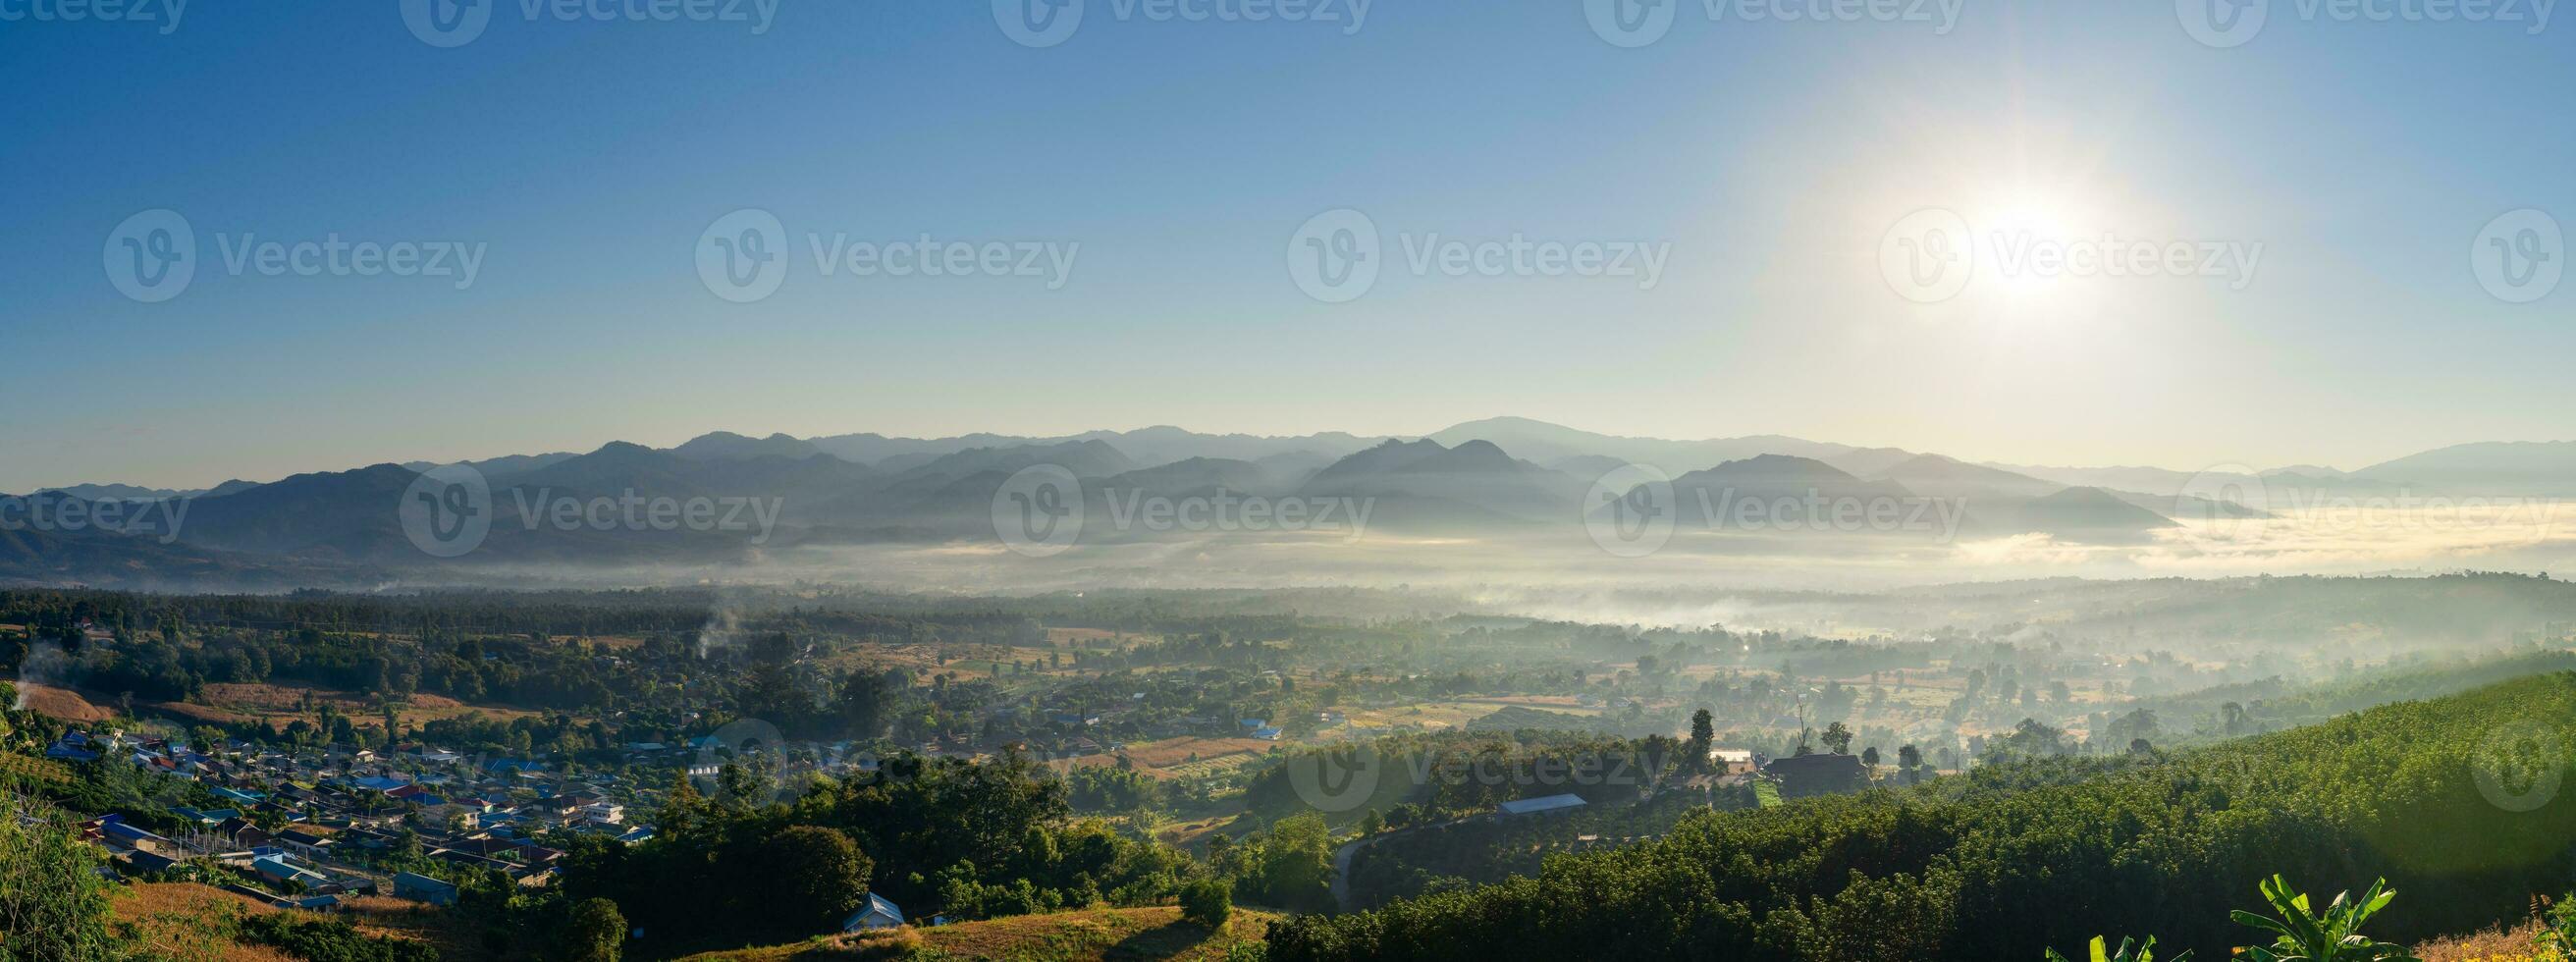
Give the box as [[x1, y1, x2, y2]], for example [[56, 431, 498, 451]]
[[43, 726, 671, 911]]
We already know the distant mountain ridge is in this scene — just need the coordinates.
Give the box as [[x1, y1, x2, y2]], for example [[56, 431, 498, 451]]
[[7, 417, 2567, 588]]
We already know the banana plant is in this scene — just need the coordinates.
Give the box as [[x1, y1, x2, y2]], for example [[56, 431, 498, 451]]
[[2230, 875, 2420, 962], [2043, 935, 2191, 962]]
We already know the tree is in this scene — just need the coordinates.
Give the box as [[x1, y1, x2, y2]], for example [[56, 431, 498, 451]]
[[1180, 877, 1234, 930], [1243, 814, 1335, 913], [1860, 746, 1880, 769], [1820, 722, 1853, 756], [563, 898, 627, 962], [1688, 708, 1715, 770], [752, 826, 873, 937]]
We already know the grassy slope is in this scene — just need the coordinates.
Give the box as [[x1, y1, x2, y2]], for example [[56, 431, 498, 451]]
[[679, 906, 1276, 962]]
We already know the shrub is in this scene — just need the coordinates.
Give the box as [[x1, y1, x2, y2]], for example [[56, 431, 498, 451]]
[[1181, 877, 1234, 930]]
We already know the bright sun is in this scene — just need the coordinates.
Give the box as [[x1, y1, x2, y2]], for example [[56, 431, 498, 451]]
[[1971, 189, 2102, 315]]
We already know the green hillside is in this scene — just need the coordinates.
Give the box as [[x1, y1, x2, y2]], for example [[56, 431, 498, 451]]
[[1268, 671, 2576, 961]]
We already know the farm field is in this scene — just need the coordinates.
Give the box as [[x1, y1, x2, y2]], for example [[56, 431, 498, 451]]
[[1341, 698, 1607, 732], [1052, 736, 1280, 781], [187, 682, 546, 728]]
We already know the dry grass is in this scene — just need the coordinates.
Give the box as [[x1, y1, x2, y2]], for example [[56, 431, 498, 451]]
[[191, 682, 542, 728], [1150, 817, 1244, 849], [679, 906, 1273, 962], [1120, 737, 1274, 770], [12, 683, 113, 722], [111, 882, 293, 962], [341, 894, 491, 959], [112, 882, 460, 962], [1044, 628, 1144, 648], [2417, 917, 2566, 962]]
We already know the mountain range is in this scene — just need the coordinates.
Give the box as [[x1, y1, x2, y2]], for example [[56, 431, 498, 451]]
[[5, 419, 2567, 587]]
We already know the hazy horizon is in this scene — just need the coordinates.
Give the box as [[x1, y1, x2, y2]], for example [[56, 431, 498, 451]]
[[9, 413, 2573, 495]]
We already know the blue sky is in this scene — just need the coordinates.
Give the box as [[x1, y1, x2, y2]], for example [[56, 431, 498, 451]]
[[2, 0, 2569, 492]]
